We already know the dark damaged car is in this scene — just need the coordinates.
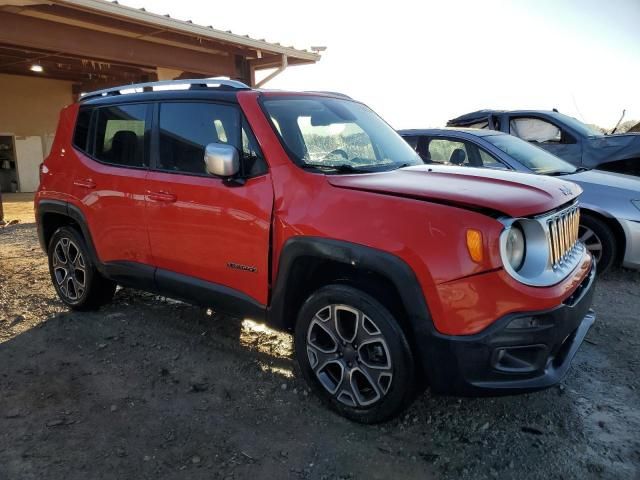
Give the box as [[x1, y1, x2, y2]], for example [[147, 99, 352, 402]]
[[447, 109, 640, 176]]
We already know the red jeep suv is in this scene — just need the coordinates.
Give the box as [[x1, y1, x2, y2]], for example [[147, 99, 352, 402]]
[[35, 80, 596, 423]]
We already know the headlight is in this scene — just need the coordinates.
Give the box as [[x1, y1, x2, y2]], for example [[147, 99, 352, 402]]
[[505, 226, 526, 271], [500, 206, 584, 286], [632, 200, 640, 212]]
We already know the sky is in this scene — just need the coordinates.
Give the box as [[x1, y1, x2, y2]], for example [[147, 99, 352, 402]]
[[120, 0, 640, 130]]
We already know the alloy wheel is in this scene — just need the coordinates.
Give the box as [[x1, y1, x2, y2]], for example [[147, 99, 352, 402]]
[[52, 237, 87, 301], [579, 225, 603, 262], [306, 304, 393, 407]]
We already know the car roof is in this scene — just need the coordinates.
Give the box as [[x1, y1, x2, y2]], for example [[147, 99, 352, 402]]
[[398, 127, 506, 138], [446, 109, 505, 125], [447, 109, 567, 125]]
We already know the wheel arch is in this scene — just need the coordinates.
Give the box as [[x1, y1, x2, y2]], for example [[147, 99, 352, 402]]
[[580, 207, 626, 264], [37, 200, 102, 270], [268, 237, 435, 377]]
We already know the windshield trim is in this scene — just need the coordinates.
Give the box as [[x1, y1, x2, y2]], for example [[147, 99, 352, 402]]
[[258, 93, 422, 174]]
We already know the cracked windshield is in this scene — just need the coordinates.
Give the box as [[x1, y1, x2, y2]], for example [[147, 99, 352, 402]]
[[264, 97, 422, 172]]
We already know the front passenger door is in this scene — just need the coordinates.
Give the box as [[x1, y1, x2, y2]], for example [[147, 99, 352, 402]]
[[414, 136, 510, 170], [145, 101, 273, 307], [508, 116, 582, 166]]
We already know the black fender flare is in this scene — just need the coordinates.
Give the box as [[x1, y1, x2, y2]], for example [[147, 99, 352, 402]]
[[36, 199, 104, 274], [267, 236, 436, 343]]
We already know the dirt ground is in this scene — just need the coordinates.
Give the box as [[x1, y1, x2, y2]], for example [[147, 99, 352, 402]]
[[1, 194, 639, 480]]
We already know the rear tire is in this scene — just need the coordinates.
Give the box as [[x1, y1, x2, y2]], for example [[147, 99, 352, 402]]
[[48, 226, 116, 310], [579, 214, 617, 274], [294, 284, 416, 424]]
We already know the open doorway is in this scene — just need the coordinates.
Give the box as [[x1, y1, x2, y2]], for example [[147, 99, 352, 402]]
[[0, 135, 18, 194]]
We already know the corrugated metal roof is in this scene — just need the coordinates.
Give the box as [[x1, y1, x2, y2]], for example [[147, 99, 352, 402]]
[[54, 0, 321, 62]]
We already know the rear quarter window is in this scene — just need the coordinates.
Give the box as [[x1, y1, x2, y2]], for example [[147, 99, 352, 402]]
[[73, 108, 92, 152]]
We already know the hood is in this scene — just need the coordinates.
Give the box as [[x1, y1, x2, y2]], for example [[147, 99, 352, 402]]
[[565, 169, 640, 193], [583, 133, 640, 168], [562, 169, 640, 221], [327, 165, 582, 218], [587, 132, 640, 148]]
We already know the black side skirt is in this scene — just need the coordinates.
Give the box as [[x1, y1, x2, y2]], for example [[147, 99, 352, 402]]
[[103, 261, 266, 321]]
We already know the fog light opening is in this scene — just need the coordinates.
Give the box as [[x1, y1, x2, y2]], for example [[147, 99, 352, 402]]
[[507, 316, 540, 330]]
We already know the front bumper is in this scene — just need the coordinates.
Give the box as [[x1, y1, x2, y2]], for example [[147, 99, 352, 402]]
[[620, 219, 640, 269], [424, 260, 596, 395]]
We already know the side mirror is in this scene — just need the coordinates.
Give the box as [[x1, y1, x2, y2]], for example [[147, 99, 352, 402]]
[[204, 143, 240, 177]]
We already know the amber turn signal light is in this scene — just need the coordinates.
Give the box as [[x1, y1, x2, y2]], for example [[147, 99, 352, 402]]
[[466, 229, 483, 263]]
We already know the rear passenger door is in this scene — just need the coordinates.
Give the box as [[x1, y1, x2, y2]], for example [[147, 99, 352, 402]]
[[428, 138, 472, 165], [71, 103, 153, 266], [145, 101, 273, 306]]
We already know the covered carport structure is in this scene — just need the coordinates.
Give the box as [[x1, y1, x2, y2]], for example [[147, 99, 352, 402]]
[[0, 0, 321, 192]]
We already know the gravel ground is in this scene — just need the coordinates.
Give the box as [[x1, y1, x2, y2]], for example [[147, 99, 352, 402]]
[[1, 197, 639, 480]]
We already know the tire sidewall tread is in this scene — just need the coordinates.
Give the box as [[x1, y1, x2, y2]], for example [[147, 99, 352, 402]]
[[294, 284, 416, 424], [47, 226, 115, 311], [580, 214, 617, 274]]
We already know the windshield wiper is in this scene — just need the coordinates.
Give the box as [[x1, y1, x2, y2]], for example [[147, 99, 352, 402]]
[[547, 166, 590, 176], [546, 171, 574, 176], [300, 163, 375, 173], [394, 163, 413, 170]]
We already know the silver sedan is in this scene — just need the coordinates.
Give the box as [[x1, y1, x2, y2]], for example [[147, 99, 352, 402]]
[[399, 128, 640, 274]]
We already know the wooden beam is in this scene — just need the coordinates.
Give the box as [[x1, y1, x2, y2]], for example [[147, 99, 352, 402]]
[[0, 64, 144, 84], [0, 56, 149, 77], [0, 43, 158, 74], [0, 11, 236, 77], [72, 72, 156, 94], [23, 4, 266, 57], [248, 55, 310, 71], [234, 55, 253, 86], [1, 69, 89, 83], [249, 55, 285, 70]]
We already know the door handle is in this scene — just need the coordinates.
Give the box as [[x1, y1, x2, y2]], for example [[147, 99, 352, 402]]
[[73, 178, 96, 189], [147, 191, 177, 203]]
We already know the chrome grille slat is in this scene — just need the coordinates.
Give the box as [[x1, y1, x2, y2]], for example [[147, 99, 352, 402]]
[[547, 206, 580, 268]]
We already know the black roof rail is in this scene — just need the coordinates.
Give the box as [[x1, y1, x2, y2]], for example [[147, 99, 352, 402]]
[[79, 78, 250, 102]]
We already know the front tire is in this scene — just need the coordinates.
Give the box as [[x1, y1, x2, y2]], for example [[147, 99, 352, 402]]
[[579, 215, 617, 274], [294, 284, 416, 424], [48, 226, 116, 310]]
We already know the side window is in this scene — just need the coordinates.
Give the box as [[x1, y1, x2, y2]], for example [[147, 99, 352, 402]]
[[428, 139, 469, 165], [158, 102, 266, 177], [270, 116, 283, 135], [478, 149, 509, 170], [510, 117, 562, 143], [402, 136, 419, 150], [412, 136, 431, 163], [242, 122, 268, 176], [73, 108, 92, 152], [94, 104, 148, 167], [404, 135, 435, 163], [468, 121, 489, 129], [214, 119, 228, 143]]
